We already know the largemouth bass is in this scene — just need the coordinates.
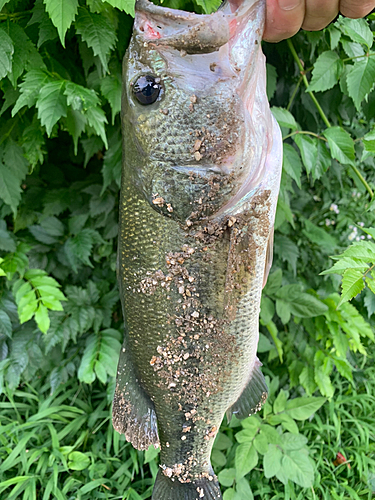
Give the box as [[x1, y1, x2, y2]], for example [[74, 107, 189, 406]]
[[113, 0, 282, 498]]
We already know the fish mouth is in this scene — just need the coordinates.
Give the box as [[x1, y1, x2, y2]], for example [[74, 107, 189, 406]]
[[135, 0, 263, 54]]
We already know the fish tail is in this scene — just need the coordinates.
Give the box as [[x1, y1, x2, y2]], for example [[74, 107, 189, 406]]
[[152, 470, 222, 500]]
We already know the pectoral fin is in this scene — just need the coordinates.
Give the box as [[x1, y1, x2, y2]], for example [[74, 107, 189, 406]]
[[112, 333, 159, 450], [226, 358, 268, 421], [262, 227, 274, 289]]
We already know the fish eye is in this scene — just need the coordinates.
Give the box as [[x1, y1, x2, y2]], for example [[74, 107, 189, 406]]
[[133, 75, 161, 105]]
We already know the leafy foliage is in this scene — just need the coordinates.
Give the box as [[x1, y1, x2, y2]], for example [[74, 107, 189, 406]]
[[0, 0, 375, 498]]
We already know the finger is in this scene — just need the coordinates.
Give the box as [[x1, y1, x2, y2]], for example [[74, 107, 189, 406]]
[[302, 0, 339, 31], [263, 0, 305, 43], [340, 0, 375, 19]]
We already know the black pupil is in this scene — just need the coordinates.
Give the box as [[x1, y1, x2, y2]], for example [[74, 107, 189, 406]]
[[133, 75, 161, 105]]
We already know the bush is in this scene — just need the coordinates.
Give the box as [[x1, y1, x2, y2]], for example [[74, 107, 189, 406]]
[[0, 0, 374, 498]]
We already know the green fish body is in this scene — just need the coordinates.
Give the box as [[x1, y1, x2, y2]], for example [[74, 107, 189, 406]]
[[113, 1, 282, 498]]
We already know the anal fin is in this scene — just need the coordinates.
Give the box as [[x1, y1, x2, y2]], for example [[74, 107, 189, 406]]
[[112, 334, 159, 450], [226, 358, 268, 421]]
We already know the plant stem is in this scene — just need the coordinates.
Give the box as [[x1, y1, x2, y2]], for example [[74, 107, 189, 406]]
[[287, 75, 303, 111], [283, 130, 327, 141], [287, 39, 331, 129], [287, 38, 374, 199]]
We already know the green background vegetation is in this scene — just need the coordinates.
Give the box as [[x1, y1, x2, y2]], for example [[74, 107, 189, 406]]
[[0, 0, 375, 498]]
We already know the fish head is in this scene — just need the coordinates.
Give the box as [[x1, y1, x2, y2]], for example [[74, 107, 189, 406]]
[[123, 0, 277, 222]]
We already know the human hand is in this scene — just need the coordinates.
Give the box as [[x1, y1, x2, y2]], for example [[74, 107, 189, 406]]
[[263, 0, 375, 42]]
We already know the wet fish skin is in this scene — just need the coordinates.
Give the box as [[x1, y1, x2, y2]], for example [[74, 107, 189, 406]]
[[113, 0, 282, 498]]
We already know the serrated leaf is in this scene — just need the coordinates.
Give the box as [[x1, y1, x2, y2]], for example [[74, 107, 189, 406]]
[[314, 353, 334, 398], [334, 358, 353, 381], [194, 0, 222, 14], [338, 268, 365, 306], [293, 134, 317, 175], [363, 128, 375, 154], [103, 0, 135, 16], [12, 70, 51, 115], [283, 144, 302, 188], [266, 63, 277, 100], [0, 27, 14, 79], [36, 80, 67, 136], [4, 23, 45, 87], [100, 73, 121, 124], [338, 240, 375, 261], [0, 311, 12, 338], [339, 18, 373, 49], [323, 126, 355, 166], [347, 58, 375, 111], [308, 51, 344, 93], [75, 7, 117, 73], [0, 153, 28, 214], [35, 304, 50, 333], [321, 257, 369, 276], [271, 107, 297, 131], [43, 0, 78, 46]]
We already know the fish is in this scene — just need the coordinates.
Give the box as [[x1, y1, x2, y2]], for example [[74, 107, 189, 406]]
[[112, 0, 282, 498]]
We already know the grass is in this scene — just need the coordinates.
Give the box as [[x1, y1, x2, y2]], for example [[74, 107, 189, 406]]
[[0, 354, 374, 499]]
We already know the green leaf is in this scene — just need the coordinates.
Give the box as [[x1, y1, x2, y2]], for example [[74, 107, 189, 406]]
[[68, 451, 90, 470], [218, 468, 236, 487], [321, 257, 369, 276], [266, 64, 277, 100], [285, 397, 326, 420], [253, 432, 269, 455], [35, 304, 50, 333], [293, 134, 317, 175], [236, 478, 254, 500], [43, 0, 79, 46], [314, 141, 331, 180], [280, 433, 308, 450], [260, 296, 275, 324], [4, 23, 45, 87], [283, 144, 302, 188], [36, 80, 67, 136], [289, 293, 328, 318], [263, 269, 282, 296], [281, 451, 314, 488], [334, 358, 353, 381], [75, 7, 117, 73], [12, 70, 51, 115], [273, 389, 287, 414], [0, 27, 14, 80], [104, 0, 135, 16], [346, 58, 375, 111], [338, 240, 375, 261], [271, 107, 297, 131], [338, 269, 365, 307], [323, 126, 355, 166], [339, 18, 374, 49], [194, 0, 222, 14], [307, 51, 344, 92], [0, 311, 12, 338], [235, 443, 258, 479], [100, 73, 122, 124], [363, 128, 375, 153], [263, 444, 282, 478], [0, 143, 29, 214], [314, 352, 334, 398]]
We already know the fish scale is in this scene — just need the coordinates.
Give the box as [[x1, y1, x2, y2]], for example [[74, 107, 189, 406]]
[[113, 0, 282, 498]]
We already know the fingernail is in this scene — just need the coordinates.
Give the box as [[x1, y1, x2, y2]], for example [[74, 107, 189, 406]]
[[278, 0, 301, 11]]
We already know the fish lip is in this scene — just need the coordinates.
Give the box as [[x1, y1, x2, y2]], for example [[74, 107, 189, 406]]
[[135, 0, 231, 53]]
